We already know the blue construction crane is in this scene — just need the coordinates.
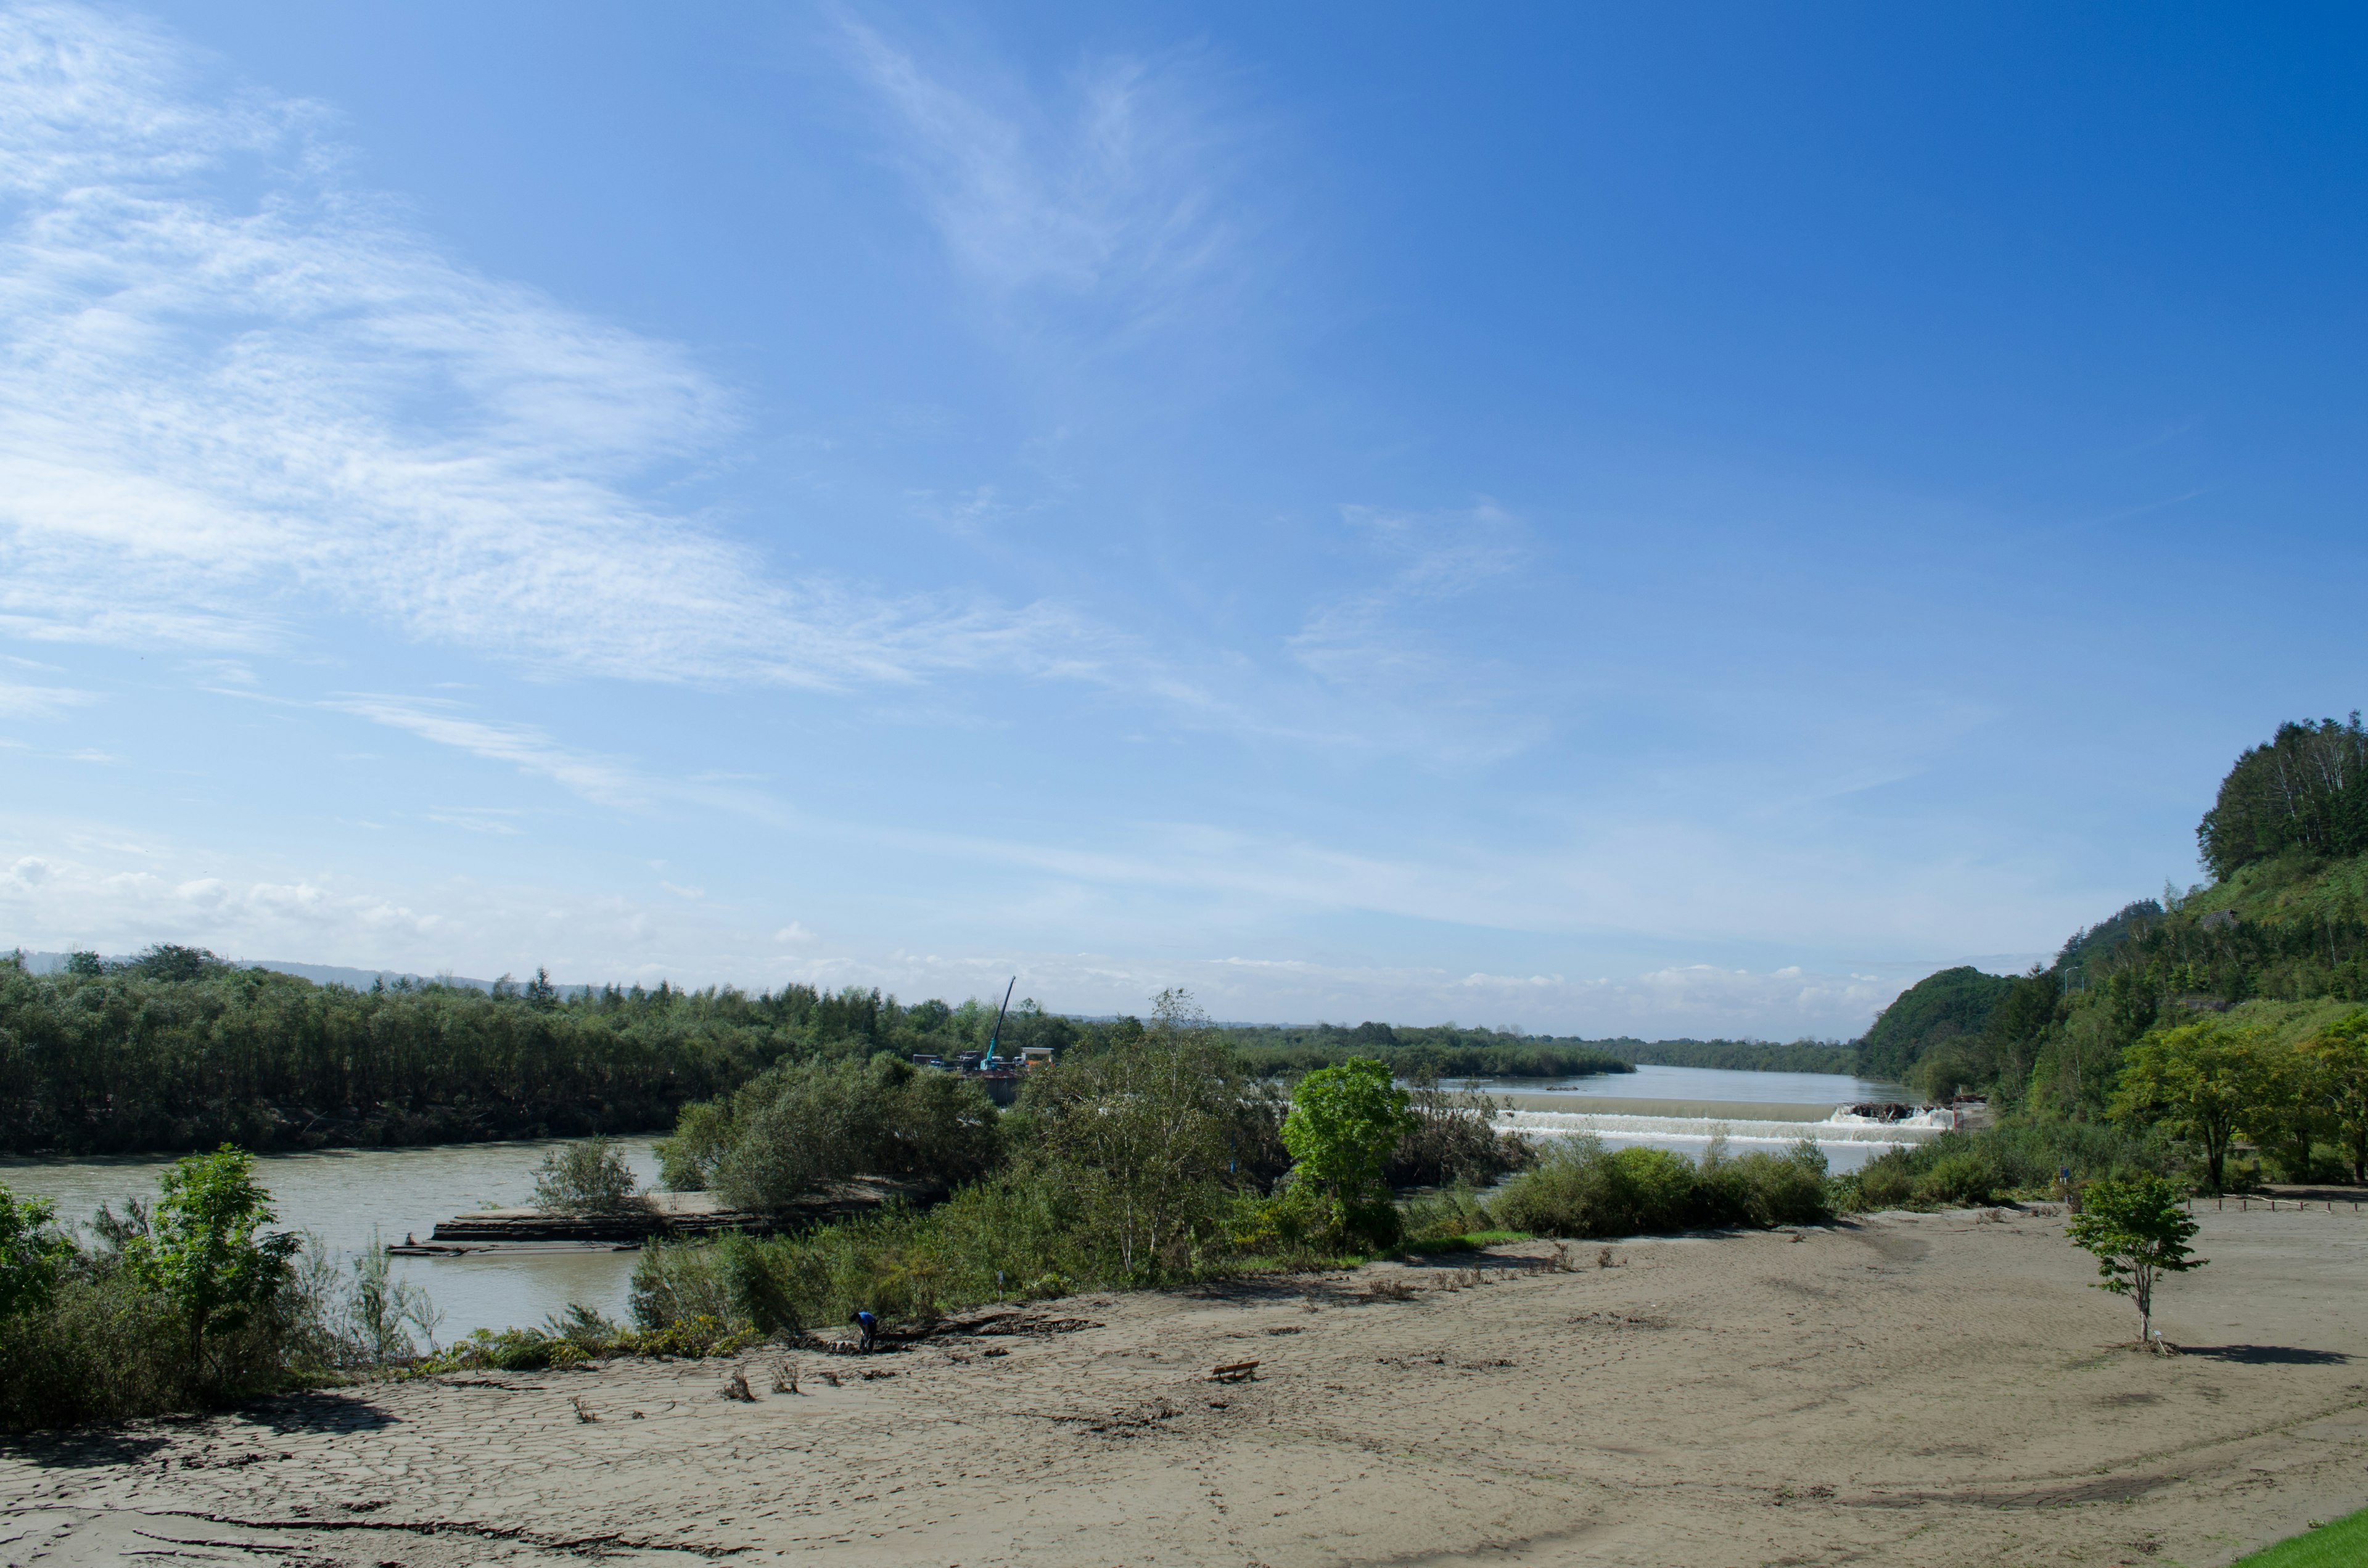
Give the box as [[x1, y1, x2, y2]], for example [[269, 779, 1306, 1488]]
[[979, 976, 1017, 1069]]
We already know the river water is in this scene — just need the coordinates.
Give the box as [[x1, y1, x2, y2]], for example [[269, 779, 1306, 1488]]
[[1450, 1063, 1930, 1175], [0, 1067, 1931, 1339], [1450, 1063, 1910, 1104], [0, 1138, 662, 1342]]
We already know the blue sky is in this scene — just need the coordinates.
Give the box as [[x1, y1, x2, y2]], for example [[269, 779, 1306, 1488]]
[[2, 2, 2363, 1036]]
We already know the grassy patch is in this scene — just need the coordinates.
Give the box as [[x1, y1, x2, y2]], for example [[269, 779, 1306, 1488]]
[[1400, 1229, 1530, 1255], [2230, 1506, 2368, 1567]]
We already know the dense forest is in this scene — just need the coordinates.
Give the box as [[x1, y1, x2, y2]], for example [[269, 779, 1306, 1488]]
[[0, 952, 1086, 1155], [1860, 714, 2368, 1149]]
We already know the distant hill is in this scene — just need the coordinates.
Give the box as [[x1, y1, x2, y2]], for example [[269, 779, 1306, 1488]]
[[1854, 966, 2017, 1083], [9, 951, 590, 997]]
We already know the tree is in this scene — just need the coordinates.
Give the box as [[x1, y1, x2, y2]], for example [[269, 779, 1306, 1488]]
[[1019, 990, 1244, 1279], [1282, 1057, 1416, 1201], [2110, 1019, 2274, 1191], [2066, 1175, 2206, 1348], [2197, 713, 2368, 880], [2304, 1009, 2368, 1184], [125, 1146, 300, 1374], [2250, 1040, 2332, 1183], [0, 1183, 72, 1318]]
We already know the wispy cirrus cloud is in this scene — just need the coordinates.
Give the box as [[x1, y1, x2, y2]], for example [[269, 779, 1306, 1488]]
[[321, 696, 651, 810], [0, 679, 96, 716], [0, 1, 1087, 689], [834, 10, 1249, 330], [1285, 503, 1550, 765]]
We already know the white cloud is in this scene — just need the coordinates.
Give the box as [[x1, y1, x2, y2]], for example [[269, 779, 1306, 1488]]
[[0, 2, 1077, 689], [0, 679, 95, 716], [324, 696, 649, 809]]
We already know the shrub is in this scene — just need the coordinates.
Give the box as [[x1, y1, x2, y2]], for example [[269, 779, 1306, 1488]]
[[1493, 1139, 1698, 1238], [694, 1057, 1002, 1213], [532, 1136, 642, 1215], [1911, 1151, 2000, 1207], [1700, 1142, 1833, 1227], [1834, 1122, 2182, 1213], [1387, 1082, 1533, 1188], [1852, 1151, 1917, 1210], [121, 1147, 300, 1380], [1397, 1182, 1496, 1248], [0, 1187, 72, 1318]]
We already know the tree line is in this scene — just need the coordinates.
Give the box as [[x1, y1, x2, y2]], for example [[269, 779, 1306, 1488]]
[[4, 943, 1884, 1156], [0, 948, 1084, 1155]]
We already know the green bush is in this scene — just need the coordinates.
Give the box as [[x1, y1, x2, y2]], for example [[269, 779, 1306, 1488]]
[[1700, 1143, 1833, 1227], [664, 1056, 1002, 1212], [1852, 1151, 1917, 1209], [1834, 1122, 2182, 1213], [1489, 1137, 1832, 1238], [1495, 1140, 1687, 1238], [1911, 1150, 1999, 1207], [531, 1136, 641, 1215]]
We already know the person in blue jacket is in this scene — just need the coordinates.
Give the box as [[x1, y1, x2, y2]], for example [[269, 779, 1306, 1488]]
[[853, 1308, 878, 1353]]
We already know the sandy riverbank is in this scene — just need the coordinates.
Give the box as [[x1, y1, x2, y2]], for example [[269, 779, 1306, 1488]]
[[4, 1205, 2364, 1567]]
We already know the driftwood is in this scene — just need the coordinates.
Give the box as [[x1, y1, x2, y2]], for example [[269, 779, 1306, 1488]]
[[1209, 1361, 1259, 1383]]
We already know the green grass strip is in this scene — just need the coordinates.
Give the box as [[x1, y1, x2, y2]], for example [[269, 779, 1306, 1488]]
[[2230, 1504, 2368, 1567]]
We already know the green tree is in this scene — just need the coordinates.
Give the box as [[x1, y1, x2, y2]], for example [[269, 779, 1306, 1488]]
[[2110, 1019, 2274, 1191], [1020, 990, 1244, 1279], [125, 1146, 300, 1374], [0, 1183, 72, 1318], [2066, 1174, 2206, 1347], [1281, 1057, 1416, 1201], [2250, 1041, 2332, 1183], [2304, 1009, 2368, 1184]]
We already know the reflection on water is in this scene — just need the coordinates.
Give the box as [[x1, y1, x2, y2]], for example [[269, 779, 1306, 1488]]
[[0, 1139, 660, 1339]]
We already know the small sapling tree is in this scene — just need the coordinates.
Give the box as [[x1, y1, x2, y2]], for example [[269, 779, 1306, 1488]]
[[2066, 1174, 2205, 1350], [125, 1146, 300, 1378], [1281, 1057, 1418, 1249], [0, 1183, 73, 1319]]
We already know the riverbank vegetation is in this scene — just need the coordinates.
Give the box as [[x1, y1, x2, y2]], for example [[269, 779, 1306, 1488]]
[[0, 1147, 446, 1430], [1214, 1024, 1856, 1079]]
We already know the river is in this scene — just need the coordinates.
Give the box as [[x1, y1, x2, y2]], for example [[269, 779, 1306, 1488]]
[[0, 1138, 663, 1341], [1450, 1063, 1928, 1173], [0, 1065, 1933, 1339]]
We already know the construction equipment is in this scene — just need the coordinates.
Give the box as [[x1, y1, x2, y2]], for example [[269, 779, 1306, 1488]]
[[979, 977, 1016, 1069]]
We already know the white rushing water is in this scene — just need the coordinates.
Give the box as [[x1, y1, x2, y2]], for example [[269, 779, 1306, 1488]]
[[1493, 1106, 1951, 1172]]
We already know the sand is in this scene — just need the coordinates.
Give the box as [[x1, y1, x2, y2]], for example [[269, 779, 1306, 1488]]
[[4, 1204, 2365, 1567]]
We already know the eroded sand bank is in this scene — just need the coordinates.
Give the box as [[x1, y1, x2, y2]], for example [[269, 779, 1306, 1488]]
[[4, 1205, 2364, 1567]]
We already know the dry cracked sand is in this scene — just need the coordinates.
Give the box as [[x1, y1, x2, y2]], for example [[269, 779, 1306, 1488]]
[[4, 1205, 2365, 1567]]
